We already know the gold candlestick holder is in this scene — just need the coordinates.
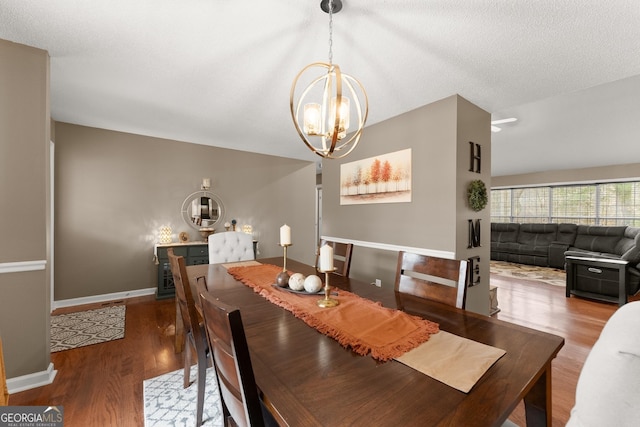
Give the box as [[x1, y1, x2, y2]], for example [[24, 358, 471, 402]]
[[275, 243, 291, 286], [317, 269, 339, 308]]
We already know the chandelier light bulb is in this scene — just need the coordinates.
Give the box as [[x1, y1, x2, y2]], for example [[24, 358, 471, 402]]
[[304, 103, 322, 135]]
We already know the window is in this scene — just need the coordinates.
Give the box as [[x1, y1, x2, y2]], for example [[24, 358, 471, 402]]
[[599, 182, 640, 226], [491, 181, 640, 226], [490, 189, 511, 223], [551, 185, 595, 225], [512, 187, 549, 223]]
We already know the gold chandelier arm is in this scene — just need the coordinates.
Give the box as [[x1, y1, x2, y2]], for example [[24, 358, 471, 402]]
[[328, 64, 342, 155]]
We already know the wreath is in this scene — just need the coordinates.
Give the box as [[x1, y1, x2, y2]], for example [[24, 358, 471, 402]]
[[467, 179, 488, 212]]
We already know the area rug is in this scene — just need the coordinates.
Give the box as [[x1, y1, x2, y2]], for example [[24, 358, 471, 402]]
[[143, 366, 222, 426], [490, 260, 566, 287], [50, 305, 126, 352]]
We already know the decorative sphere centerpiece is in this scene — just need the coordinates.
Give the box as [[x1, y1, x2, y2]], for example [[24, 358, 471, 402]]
[[304, 275, 323, 293], [288, 273, 306, 291], [276, 271, 290, 287]]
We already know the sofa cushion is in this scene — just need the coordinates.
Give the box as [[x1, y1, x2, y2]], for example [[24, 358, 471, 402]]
[[517, 223, 558, 246], [492, 241, 520, 254], [491, 223, 519, 243], [556, 223, 578, 245], [573, 226, 626, 254]]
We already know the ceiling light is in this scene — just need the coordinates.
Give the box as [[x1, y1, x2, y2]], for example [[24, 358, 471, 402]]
[[290, 0, 368, 159]]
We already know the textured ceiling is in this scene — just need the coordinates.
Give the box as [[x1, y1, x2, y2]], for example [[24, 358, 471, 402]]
[[1, 0, 640, 176]]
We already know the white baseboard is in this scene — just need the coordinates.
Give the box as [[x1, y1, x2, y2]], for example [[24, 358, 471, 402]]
[[53, 287, 157, 310], [7, 362, 57, 394]]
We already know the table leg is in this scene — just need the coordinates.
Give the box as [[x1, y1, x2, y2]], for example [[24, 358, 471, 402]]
[[175, 297, 184, 353], [524, 362, 552, 427]]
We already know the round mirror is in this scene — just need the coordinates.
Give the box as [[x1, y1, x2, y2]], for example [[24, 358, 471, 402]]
[[181, 191, 225, 231]]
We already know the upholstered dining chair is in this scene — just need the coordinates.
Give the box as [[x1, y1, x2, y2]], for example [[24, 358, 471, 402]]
[[208, 231, 255, 264], [167, 248, 210, 427], [314, 239, 354, 277], [198, 286, 279, 427], [394, 251, 469, 310]]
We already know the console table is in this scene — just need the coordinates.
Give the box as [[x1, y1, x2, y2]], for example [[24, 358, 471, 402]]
[[155, 242, 209, 299], [155, 239, 259, 299]]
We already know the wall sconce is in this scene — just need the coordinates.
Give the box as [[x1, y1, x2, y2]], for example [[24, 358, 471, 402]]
[[242, 225, 253, 235], [201, 178, 211, 190]]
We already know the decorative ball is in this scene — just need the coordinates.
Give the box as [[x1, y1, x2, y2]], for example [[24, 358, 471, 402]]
[[275, 271, 290, 287], [304, 275, 323, 293], [288, 273, 306, 291]]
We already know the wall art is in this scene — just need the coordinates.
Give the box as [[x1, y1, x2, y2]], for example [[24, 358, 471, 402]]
[[340, 148, 412, 205]]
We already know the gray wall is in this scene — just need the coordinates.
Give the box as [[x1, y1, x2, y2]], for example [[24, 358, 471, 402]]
[[54, 123, 317, 301], [322, 95, 491, 315], [0, 39, 52, 378]]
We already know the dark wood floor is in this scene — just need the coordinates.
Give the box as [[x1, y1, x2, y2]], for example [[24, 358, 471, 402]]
[[9, 274, 632, 426]]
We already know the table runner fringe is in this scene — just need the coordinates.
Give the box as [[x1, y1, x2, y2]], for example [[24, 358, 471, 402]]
[[228, 264, 439, 362]]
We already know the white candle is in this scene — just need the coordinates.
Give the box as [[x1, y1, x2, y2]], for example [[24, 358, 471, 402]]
[[280, 224, 291, 245], [319, 243, 334, 271]]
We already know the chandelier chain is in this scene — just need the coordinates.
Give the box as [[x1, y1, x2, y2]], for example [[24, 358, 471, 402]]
[[328, 0, 333, 65]]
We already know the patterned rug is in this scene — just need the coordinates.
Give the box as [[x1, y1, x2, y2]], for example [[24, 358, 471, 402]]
[[50, 305, 126, 352], [490, 261, 566, 287], [143, 366, 222, 426]]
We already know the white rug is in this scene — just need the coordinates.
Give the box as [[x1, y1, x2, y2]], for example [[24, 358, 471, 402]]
[[143, 366, 223, 426], [50, 305, 126, 352]]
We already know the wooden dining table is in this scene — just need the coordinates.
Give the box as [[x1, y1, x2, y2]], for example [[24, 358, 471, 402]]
[[186, 257, 564, 427]]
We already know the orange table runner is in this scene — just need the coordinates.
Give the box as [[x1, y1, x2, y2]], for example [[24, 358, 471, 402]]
[[227, 264, 439, 361]]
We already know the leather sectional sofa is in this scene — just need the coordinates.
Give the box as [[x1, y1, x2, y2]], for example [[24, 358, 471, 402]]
[[491, 223, 640, 304]]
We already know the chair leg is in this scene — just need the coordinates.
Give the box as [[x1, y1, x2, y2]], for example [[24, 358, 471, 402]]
[[195, 344, 207, 427], [183, 337, 192, 389]]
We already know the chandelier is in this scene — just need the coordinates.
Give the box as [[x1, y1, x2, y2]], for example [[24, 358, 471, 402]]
[[290, 0, 368, 159]]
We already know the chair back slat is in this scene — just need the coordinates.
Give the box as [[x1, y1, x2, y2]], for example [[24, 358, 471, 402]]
[[168, 249, 204, 343], [395, 251, 468, 309], [199, 290, 266, 427]]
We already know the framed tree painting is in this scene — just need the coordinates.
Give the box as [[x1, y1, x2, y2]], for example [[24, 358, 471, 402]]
[[340, 148, 412, 205]]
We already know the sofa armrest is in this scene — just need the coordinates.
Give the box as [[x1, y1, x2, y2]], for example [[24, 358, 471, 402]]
[[621, 232, 640, 264], [549, 241, 570, 269]]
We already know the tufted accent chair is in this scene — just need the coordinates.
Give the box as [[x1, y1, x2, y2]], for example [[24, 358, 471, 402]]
[[208, 231, 255, 264]]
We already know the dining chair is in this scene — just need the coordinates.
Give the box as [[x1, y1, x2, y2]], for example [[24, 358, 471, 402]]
[[208, 231, 255, 264], [314, 239, 354, 277], [198, 286, 279, 427], [394, 251, 469, 310], [167, 248, 210, 427]]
